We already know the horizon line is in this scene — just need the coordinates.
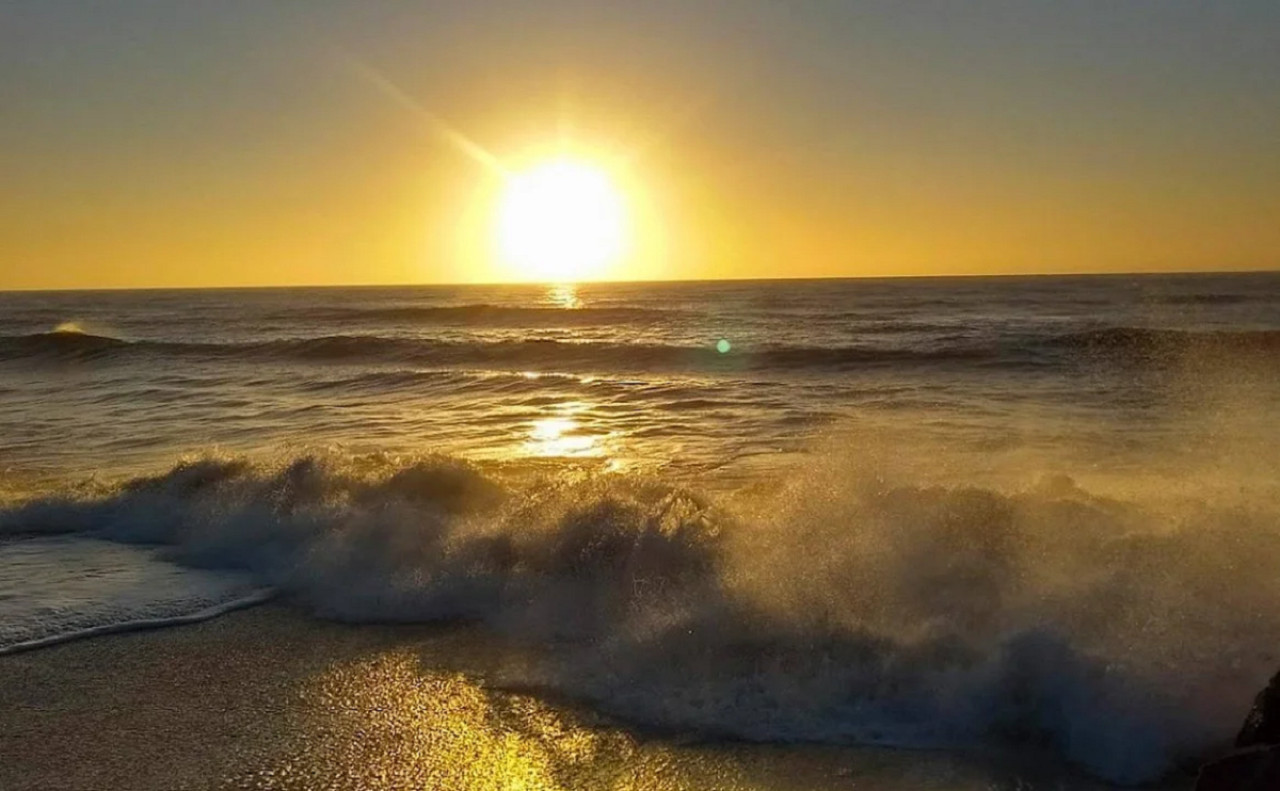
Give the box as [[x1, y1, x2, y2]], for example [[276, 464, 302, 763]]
[[2, 266, 1277, 295]]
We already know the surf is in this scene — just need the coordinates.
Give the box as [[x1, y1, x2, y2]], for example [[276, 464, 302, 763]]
[[2, 441, 1277, 785]]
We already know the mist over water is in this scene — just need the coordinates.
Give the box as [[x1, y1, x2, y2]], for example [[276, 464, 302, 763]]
[[1, 273, 1279, 784]]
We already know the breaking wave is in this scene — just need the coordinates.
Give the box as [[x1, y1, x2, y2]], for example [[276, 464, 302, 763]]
[[4, 447, 1278, 785], [0, 329, 134, 361]]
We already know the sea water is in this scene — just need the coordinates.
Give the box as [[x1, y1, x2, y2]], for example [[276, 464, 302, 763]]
[[2, 273, 1278, 784]]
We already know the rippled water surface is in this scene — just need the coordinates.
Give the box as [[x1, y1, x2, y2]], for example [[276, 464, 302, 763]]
[[2, 273, 1278, 785], [2, 274, 1277, 482]]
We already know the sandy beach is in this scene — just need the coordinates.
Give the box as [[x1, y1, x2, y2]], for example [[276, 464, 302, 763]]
[[0, 606, 1156, 791]]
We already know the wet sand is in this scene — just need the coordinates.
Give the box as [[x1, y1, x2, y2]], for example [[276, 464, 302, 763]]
[[0, 606, 1175, 790]]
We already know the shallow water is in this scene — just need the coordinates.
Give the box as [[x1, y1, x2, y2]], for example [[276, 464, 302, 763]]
[[1, 274, 1277, 785], [0, 606, 1145, 791], [0, 537, 265, 654]]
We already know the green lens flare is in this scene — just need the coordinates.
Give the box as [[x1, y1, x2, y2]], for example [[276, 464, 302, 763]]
[[716, 339, 731, 354]]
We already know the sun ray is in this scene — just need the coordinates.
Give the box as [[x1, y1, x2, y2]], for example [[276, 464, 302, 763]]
[[339, 54, 641, 282], [556, 67, 575, 161], [341, 54, 508, 177]]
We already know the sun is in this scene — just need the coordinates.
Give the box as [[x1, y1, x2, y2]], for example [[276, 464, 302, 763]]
[[496, 159, 628, 282]]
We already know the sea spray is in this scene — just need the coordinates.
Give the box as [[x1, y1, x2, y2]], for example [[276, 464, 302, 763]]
[[3, 442, 1278, 784]]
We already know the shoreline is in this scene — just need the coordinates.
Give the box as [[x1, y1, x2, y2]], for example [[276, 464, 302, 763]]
[[0, 590, 275, 658], [0, 605, 1177, 790]]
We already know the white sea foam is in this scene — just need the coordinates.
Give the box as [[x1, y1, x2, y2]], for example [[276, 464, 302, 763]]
[[2, 441, 1276, 784], [0, 537, 270, 655]]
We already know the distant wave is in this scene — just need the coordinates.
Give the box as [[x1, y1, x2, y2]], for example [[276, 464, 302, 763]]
[[0, 329, 134, 361], [1048, 327, 1280, 357], [0, 331, 987, 370], [277, 303, 678, 326], [4, 450, 1279, 783], [3, 325, 1277, 373], [1156, 293, 1252, 306]]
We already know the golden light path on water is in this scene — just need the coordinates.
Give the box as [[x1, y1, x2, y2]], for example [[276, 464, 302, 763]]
[[526, 415, 601, 458], [244, 648, 991, 791], [270, 652, 726, 790], [0, 604, 1056, 790], [523, 403, 623, 471], [518, 284, 622, 463], [548, 282, 583, 309]]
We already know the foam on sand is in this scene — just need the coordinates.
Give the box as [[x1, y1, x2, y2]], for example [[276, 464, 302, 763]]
[[0, 537, 270, 655]]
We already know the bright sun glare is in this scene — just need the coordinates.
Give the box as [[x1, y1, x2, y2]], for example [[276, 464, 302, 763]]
[[496, 159, 627, 282]]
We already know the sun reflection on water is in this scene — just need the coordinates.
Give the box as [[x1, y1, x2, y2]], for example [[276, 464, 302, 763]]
[[525, 416, 602, 458], [547, 282, 582, 309], [250, 650, 752, 790]]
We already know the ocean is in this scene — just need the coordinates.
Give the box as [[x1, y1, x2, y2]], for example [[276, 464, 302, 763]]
[[2, 273, 1279, 786]]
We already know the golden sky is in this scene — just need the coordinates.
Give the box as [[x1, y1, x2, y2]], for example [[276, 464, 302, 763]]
[[1, 1, 1278, 289]]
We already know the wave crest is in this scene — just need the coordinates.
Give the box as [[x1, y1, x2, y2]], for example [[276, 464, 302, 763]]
[[4, 325, 1277, 372], [4, 450, 1278, 784], [0, 329, 131, 361]]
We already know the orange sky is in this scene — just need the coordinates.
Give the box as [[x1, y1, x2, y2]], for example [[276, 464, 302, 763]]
[[1, 1, 1277, 289]]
